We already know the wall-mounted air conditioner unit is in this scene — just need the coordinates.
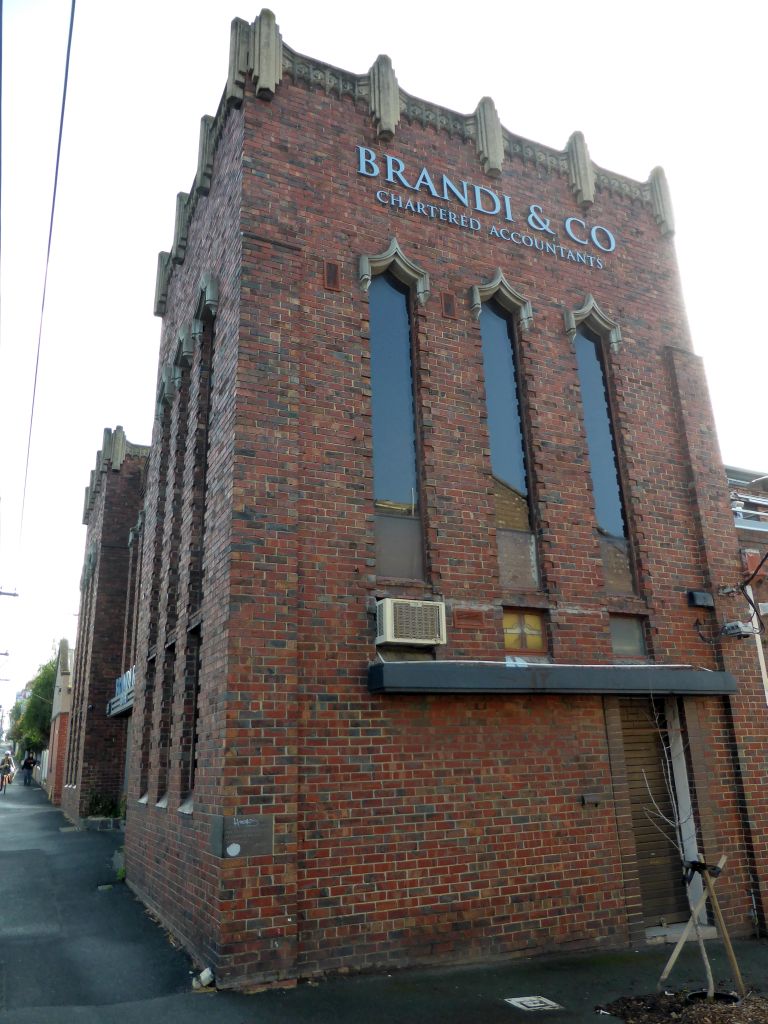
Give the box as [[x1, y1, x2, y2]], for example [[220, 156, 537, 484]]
[[375, 598, 447, 646]]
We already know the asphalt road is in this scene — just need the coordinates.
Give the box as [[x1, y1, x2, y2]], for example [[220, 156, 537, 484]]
[[1, 779, 765, 1023]]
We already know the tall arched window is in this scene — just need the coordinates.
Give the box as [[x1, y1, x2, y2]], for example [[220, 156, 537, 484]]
[[474, 273, 538, 591], [369, 273, 424, 579], [574, 325, 626, 539], [480, 300, 530, 528], [566, 296, 634, 594]]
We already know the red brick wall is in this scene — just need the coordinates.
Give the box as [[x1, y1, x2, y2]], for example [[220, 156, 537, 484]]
[[45, 711, 69, 806], [63, 447, 147, 821], [123, 56, 768, 989]]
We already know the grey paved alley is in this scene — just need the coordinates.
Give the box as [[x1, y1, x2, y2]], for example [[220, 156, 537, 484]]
[[1, 780, 765, 1023]]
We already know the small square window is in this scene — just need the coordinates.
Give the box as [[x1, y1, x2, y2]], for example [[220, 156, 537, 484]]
[[503, 609, 546, 654], [609, 615, 646, 658]]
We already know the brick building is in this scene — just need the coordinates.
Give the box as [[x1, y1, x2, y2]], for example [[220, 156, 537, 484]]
[[63, 426, 149, 823], [43, 638, 73, 806], [122, 10, 768, 990]]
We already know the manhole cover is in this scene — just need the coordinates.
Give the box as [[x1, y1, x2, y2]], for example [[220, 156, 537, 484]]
[[505, 996, 564, 1011]]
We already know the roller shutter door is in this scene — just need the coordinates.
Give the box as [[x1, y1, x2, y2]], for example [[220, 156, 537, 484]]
[[620, 698, 690, 925]]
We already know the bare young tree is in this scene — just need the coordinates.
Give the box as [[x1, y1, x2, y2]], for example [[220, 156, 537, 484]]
[[640, 700, 714, 999]]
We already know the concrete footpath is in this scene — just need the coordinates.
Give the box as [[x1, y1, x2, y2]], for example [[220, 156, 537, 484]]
[[1, 780, 765, 1023]]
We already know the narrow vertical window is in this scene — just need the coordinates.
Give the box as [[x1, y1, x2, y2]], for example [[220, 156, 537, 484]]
[[370, 274, 424, 579], [480, 301, 538, 590], [574, 326, 634, 593]]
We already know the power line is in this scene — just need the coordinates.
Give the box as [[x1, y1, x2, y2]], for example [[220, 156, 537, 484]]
[[19, 0, 77, 536], [1, 0, 4, 356]]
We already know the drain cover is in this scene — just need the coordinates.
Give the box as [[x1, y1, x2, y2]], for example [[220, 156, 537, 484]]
[[505, 996, 563, 1011]]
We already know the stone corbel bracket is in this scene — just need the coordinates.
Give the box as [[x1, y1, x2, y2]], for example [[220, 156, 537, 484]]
[[369, 55, 400, 140], [475, 98, 504, 178], [196, 116, 216, 197], [359, 237, 429, 306], [564, 294, 622, 353], [566, 131, 595, 209], [227, 8, 283, 105], [470, 269, 533, 331], [154, 252, 172, 318], [649, 166, 675, 236], [171, 192, 191, 265]]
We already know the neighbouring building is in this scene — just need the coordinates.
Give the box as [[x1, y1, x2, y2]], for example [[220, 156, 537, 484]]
[[42, 638, 73, 805], [113, 10, 768, 990], [63, 426, 149, 823]]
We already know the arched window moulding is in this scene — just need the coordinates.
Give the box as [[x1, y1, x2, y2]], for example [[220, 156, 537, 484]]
[[470, 269, 533, 331], [195, 272, 219, 320], [155, 362, 177, 421], [564, 294, 621, 352], [359, 238, 430, 306]]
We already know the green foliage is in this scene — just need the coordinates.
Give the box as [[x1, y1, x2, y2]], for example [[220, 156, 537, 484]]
[[9, 656, 57, 753], [85, 792, 121, 818]]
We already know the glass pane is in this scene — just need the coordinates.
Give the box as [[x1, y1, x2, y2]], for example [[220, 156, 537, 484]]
[[574, 328, 626, 539], [610, 615, 646, 657], [375, 513, 424, 580], [503, 609, 545, 652], [369, 276, 419, 509], [523, 613, 545, 651], [480, 303, 530, 526], [599, 535, 634, 595]]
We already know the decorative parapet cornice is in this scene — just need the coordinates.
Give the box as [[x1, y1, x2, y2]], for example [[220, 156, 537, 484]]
[[649, 166, 675, 236], [475, 97, 504, 178], [369, 55, 400, 140], [359, 237, 429, 306], [470, 269, 533, 331], [566, 131, 595, 208], [82, 427, 149, 523], [155, 11, 673, 317], [564, 294, 622, 352]]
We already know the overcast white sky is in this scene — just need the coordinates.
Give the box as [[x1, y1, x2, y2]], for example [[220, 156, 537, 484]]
[[0, 0, 765, 719]]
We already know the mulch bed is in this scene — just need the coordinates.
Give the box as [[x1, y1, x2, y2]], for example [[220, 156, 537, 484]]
[[602, 991, 768, 1024]]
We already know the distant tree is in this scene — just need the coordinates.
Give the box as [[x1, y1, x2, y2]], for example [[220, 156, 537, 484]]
[[6, 702, 23, 747], [8, 657, 56, 753]]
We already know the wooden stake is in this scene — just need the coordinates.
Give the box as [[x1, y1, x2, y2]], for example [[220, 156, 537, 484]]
[[657, 854, 726, 992], [703, 868, 747, 998]]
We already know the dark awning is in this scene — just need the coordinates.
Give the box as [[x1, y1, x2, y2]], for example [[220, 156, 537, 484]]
[[368, 661, 736, 696]]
